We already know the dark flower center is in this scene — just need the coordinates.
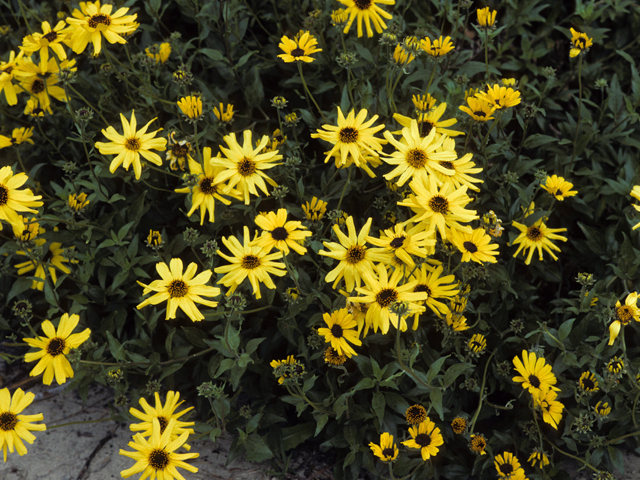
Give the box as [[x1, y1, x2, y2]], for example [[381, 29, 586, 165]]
[[157, 416, 168, 433], [0, 185, 8, 206], [199, 177, 216, 195], [354, 0, 372, 9], [499, 463, 514, 475], [526, 226, 543, 241], [125, 138, 141, 151], [471, 436, 486, 451], [609, 362, 621, 372], [238, 158, 256, 176], [148, 449, 169, 470], [241, 255, 260, 269], [452, 418, 466, 433], [3, 66, 13, 74], [376, 288, 398, 308], [404, 149, 427, 168], [389, 236, 405, 249], [439, 161, 454, 170], [413, 284, 431, 297], [291, 47, 305, 57], [88, 14, 111, 29], [381, 447, 395, 458], [473, 110, 486, 117], [46, 337, 66, 356], [463, 241, 478, 253], [271, 227, 289, 241], [43, 31, 58, 42], [0, 412, 18, 431], [617, 306, 633, 324], [574, 37, 586, 48], [581, 376, 595, 390], [31, 78, 45, 93], [330, 324, 344, 338], [428, 195, 449, 214], [470, 341, 484, 350], [172, 144, 189, 157], [168, 280, 188, 298], [528, 374, 541, 388], [555, 189, 563, 196], [339, 127, 359, 143], [415, 433, 431, 447], [423, 121, 435, 135], [345, 245, 365, 264], [406, 406, 425, 422]]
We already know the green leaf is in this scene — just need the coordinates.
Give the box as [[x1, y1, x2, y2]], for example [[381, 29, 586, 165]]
[[243, 434, 273, 462], [159, 363, 183, 381], [523, 134, 558, 149], [245, 337, 265, 355], [281, 423, 314, 451], [430, 388, 444, 420], [609, 73, 623, 117], [106, 331, 126, 362], [426, 356, 449, 384], [314, 413, 329, 436], [199, 48, 225, 62], [558, 318, 575, 342], [443, 363, 474, 389], [372, 391, 385, 426]]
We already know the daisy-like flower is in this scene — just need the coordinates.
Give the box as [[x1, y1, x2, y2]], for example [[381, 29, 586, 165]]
[[319, 216, 391, 293], [569, 28, 593, 57], [541, 175, 577, 201], [12, 216, 39, 242], [630, 186, 640, 230], [608, 292, 640, 345], [215, 226, 287, 299], [302, 196, 328, 221], [410, 263, 459, 319], [477, 84, 521, 109], [420, 35, 454, 57], [0, 50, 25, 106], [446, 313, 469, 332], [459, 95, 498, 122], [510, 218, 567, 265], [578, 371, 599, 393], [419, 102, 464, 137], [607, 356, 624, 375], [16, 56, 68, 114], [534, 389, 564, 429], [399, 175, 478, 240], [66, 1, 138, 56], [147, 230, 162, 247], [366, 222, 435, 268], [129, 391, 194, 449], [20, 20, 69, 65], [175, 148, 240, 225], [213, 103, 234, 123], [278, 31, 322, 63], [594, 401, 611, 418], [382, 118, 456, 187], [317, 308, 362, 357], [11, 127, 34, 146], [338, 0, 395, 38], [469, 434, 487, 455], [468, 333, 487, 354], [0, 166, 43, 231], [349, 263, 427, 334], [413, 93, 437, 114], [392, 43, 415, 66], [449, 227, 499, 264], [405, 404, 427, 425], [433, 138, 483, 192], [311, 107, 386, 168], [119, 418, 198, 480], [324, 346, 347, 366], [512, 350, 559, 399], [145, 42, 171, 63], [213, 130, 282, 205], [0, 388, 46, 462], [477, 7, 497, 27], [495, 452, 523, 478], [165, 132, 193, 171], [177, 95, 202, 120], [68, 192, 90, 212], [136, 258, 221, 322], [252, 208, 312, 255], [451, 417, 467, 434], [528, 449, 550, 469], [369, 432, 398, 462], [23, 313, 91, 385], [270, 355, 304, 384], [402, 417, 444, 461], [95, 110, 167, 180], [15, 233, 76, 291]]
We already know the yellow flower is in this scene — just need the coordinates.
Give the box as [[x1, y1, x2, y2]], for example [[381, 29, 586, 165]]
[[512, 350, 559, 399], [511, 218, 567, 264], [145, 42, 171, 63], [277, 31, 322, 63], [16, 56, 68, 114], [95, 110, 167, 180], [366, 222, 435, 268], [541, 175, 577, 201], [317, 308, 362, 357], [270, 355, 304, 384], [420, 35, 454, 57], [174, 148, 240, 224], [252, 208, 312, 255], [451, 417, 467, 434], [65, 0, 138, 55], [449, 227, 499, 264], [402, 417, 444, 461], [20, 20, 69, 65], [369, 432, 398, 462], [119, 418, 198, 479], [468, 333, 487, 354], [15, 230, 76, 290], [578, 371, 599, 393], [0, 387, 46, 462], [477, 7, 497, 27], [331, 9, 349, 27], [494, 452, 523, 478], [12, 215, 39, 242], [412, 94, 436, 114], [410, 263, 459, 319], [459, 95, 497, 122], [394, 104, 463, 138], [177, 95, 202, 120], [569, 28, 593, 58], [594, 401, 611, 418], [147, 230, 162, 247], [433, 139, 483, 192], [312, 107, 386, 168], [302, 196, 327, 221], [0, 166, 43, 231], [534, 389, 564, 429], [469, 434, 487, 455], [476, 84, 521, 109], [607, 356, 624, 374], [215, 226, 287, 299], [405, 404, 427, 425], [338, 0, 395, 37], [68, 192, 89, 211], [213, 103, 234, 123], [11, 127, 34, 146], [23, 313, 91, 385], [165, 131, 193, 171], [137, 258, 221, 321], [606, 291, 637, 345], [528, 450, 550, 469], [392, 44, 414, 65], [0, 50, 25, 106]]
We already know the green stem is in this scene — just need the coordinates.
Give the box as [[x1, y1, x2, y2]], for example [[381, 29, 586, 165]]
[[544, 437, 599, 473], [484, 28, 490, 81], [48, 418, 112, 429], [336, 165, 353, 212], [297, 62, 326, 121], [568, 55, 583, 172], [469, 350, 496, 432]]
